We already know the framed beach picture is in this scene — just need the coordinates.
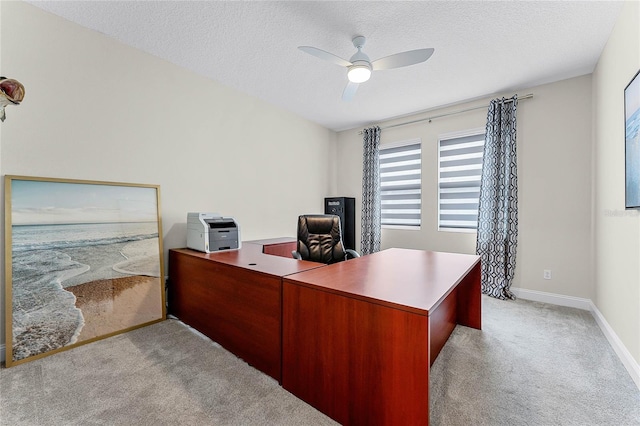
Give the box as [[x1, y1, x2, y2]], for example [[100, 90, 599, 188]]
[[625, 69, 640, 209], [4, 176, 165, 366]]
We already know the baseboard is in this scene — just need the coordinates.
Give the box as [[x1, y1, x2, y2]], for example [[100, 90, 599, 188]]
[[510, 287, 592, 310], [589, 301, 640, 390], [1, 344, 5, 364], [512, 287, 640, 390]]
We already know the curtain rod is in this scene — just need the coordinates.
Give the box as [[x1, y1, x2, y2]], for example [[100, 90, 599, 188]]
[[357, 93, 533, 135]]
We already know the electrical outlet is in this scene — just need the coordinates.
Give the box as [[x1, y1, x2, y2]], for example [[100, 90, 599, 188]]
[[543, 270, 552, 280]]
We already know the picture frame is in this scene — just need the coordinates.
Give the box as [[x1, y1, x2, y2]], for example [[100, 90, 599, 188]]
[[625, 69, 640, 209], [4, 175, 165, 367]]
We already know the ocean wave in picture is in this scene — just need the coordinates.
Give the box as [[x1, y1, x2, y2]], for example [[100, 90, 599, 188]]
[[113, 238, 161, 277], [627, 108, 640, 142], [11, 250, 88, 361], [12, 222, 159, 253]]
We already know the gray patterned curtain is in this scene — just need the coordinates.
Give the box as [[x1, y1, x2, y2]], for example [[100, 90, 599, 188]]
[[476, 96, 518, 300], [361, 126, 381, 255]]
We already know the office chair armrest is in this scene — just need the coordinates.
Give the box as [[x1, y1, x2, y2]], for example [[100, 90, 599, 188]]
[[346, 249, 360, 259], [292, 250, 302, 260]]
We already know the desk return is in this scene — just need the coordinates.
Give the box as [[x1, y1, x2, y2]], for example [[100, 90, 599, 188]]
[[168, 241, 320, 382]]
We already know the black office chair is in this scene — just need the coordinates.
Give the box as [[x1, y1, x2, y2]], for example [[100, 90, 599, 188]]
[[292, 214, 360, 264]]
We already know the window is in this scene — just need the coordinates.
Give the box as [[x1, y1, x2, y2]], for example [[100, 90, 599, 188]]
[[438, 129, 484, 232], [380, 139, 422, 228]]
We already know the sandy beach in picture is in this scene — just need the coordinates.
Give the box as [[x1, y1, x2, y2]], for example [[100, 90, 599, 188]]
[[66, 275, 162, 342], [9, 179, 163, 364]]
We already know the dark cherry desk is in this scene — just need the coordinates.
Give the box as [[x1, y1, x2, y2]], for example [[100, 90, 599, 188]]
[[168, 242, 321, 382], [244, 237, 297, 258], [169, 244, 480, 425], [282, 248, 481, 426]]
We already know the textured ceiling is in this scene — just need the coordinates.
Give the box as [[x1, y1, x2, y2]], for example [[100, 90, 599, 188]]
[[27, 1, 623, 131]]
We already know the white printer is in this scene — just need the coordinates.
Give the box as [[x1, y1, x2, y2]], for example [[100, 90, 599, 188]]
[[187, 212, 241, 253]]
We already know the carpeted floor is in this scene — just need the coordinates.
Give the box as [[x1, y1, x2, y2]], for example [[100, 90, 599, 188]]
[[1, 296, 639, 425], [430, 296, 640, 425]]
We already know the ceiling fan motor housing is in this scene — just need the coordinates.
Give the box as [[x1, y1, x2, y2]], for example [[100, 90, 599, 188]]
[[348, 38, 372, 83]]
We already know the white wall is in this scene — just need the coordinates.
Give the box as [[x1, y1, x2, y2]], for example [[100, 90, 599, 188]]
[[593, 0, 640, 365], [336, 75, 594, 300], [0, 2, 337, 354]]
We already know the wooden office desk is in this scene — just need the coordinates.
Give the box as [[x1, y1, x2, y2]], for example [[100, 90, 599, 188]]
[[168, 244, 322, 382], [282, 248, 481, 426], [244, 237, 297, 258]]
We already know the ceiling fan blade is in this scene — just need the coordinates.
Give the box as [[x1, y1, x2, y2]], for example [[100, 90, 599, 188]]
[[298, 46, 352, 68], [372, 48, 434, 70], [342, 81, 359, 101]]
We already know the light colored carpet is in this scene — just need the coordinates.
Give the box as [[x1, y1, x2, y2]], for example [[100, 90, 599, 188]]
[[430, 296, 640, 425], [0, 318, 336, 426], [1, 296, 639, 425]]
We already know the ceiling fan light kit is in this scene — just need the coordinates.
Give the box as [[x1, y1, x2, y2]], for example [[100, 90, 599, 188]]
[[298, 35, 434, 101], [347, 63, 371, 83]]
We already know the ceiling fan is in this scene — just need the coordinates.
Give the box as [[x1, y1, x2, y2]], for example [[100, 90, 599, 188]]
[[298, 36, 434, 101]]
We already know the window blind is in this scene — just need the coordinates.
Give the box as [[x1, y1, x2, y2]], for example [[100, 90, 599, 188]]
[[438, 132, 484, 231], [380, 141, 422, 227]]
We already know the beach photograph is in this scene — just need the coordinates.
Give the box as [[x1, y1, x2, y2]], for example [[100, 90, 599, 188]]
[[6, 177, 164, 365], [625, 70, 640, 208]]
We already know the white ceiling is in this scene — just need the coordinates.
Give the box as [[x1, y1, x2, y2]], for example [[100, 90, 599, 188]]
[[27, 1, 623, 132]]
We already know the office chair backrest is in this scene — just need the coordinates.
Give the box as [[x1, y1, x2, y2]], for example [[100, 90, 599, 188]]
[[295, 214, 347, 264]]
